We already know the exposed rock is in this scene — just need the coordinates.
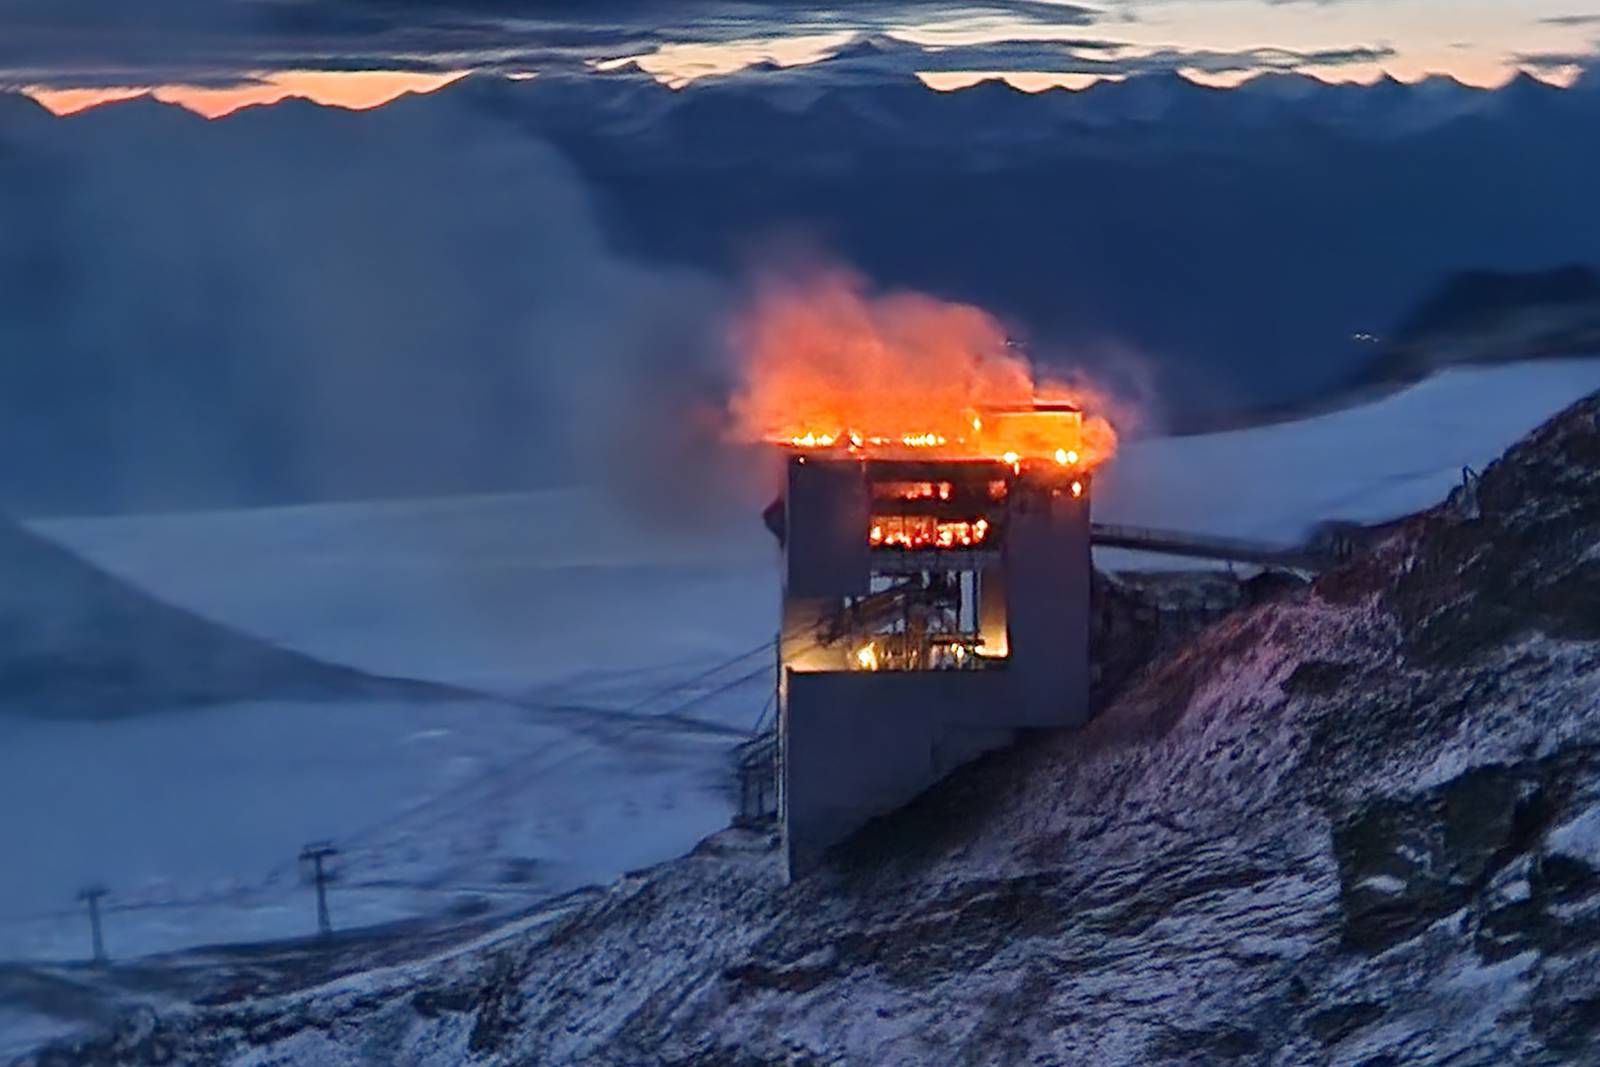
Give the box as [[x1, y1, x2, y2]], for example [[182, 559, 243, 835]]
[[1091, 569, 1255, 708], [1332, 754, 1592, 955]]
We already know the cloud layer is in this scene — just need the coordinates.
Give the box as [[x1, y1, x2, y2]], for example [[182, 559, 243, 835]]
[[0, 0, 1103, 87], [0, 91, 747, 514], [4, 0, 1590, 94], [772, 34, 1396, 81]]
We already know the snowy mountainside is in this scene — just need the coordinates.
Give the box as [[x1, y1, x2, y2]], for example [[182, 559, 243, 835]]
[[0, 692, 743, 968], [18, 395, 1600, 1065], [0, 517, 438, 718], [28, 490, 777, 699], [1093, 356, 1600, 561], [0, 492, 774, 973], [4, 359, 1594, 977]]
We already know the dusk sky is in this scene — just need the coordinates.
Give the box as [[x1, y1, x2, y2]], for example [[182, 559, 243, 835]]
[[6, 0, 1600, 117]]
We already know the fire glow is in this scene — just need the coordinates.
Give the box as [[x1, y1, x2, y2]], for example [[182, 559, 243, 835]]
[[730, 270, 1118, 466], [869, 516, 992, 550]]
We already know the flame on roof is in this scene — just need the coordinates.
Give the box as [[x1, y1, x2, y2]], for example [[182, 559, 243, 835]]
[[728, 269, 1118, 466]]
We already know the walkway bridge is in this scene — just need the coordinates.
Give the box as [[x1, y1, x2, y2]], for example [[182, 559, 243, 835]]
[[1090, 522, 1350, 572]]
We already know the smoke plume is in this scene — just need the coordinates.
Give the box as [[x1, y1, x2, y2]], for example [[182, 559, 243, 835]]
[[729, 266, 1121, 464], [0, 93, 729, 517]]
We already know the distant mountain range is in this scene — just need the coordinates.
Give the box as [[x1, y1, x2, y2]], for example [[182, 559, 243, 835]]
[[1174, 266, 1600, 433], [399, 62, 1600, 164], [2, 69, 1599, 511], [1374, 265, 1600, 373]]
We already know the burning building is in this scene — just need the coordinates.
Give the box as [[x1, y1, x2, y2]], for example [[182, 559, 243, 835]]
[[727, 270, 1117, 874], [765, 403, 1095, 875]]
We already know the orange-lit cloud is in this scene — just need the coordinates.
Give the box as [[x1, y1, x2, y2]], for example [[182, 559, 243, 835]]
[[917, 71, 1112, 92], [12, 0, 1598, 116], [919, 64, 1578, 95], [28, 70, 467, 119], [1177, 68, 1256, 89], [21, 86, 149, 115]]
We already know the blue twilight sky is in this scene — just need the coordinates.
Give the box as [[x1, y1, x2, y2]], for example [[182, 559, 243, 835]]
[[3, 0, 1598, 115]]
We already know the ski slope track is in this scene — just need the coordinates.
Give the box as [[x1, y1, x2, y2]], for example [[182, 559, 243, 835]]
[[11, 383, 1600, 1062]]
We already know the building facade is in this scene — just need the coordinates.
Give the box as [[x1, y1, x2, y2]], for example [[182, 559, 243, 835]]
[[775, 443, 1092, 876]]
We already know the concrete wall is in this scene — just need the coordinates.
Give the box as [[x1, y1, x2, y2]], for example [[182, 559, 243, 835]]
[[1005, 481, 1093, 727], [785, 459, 869, 598], [777, 460, 1094, 876], [782, 670, 1017, 875]]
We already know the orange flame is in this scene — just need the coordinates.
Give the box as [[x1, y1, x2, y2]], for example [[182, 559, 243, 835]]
[[869, 516, 992, 550], [729, 270, 1118, 466]]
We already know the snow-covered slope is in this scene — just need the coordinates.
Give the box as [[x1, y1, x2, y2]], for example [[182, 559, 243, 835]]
[[5, 360, 1596, 976], [29, 489, 777, 699], [0, 518, 435, 718], [0, 493, 776, 970], [1094, 356, 1600, 564], [26, 389, 1600, 1067], [0, 693, 741, 965]]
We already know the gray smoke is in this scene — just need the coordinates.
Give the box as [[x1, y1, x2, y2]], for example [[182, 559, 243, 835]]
[[0, 92, 743, 518]]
